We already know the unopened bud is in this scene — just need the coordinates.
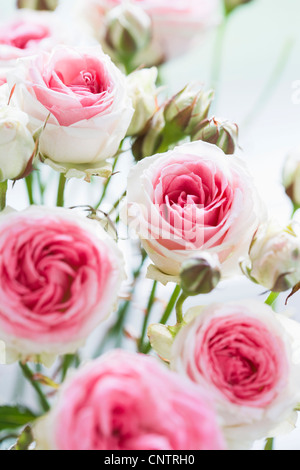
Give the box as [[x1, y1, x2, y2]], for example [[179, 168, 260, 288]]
[[164, 85, 214, 136], [282, 148, 300, 208], [0, 106, 35, 182], [224, 0, 254, 15], [126, 67, 158, 137], [132, 108, 165, 161], [180, 253, 221, 296], [105, 3, 151, 61], [192, 117, 239, 155], [240, 221, 300, 292], [17, 0, 58, 11], [147, 324, 175, 362]]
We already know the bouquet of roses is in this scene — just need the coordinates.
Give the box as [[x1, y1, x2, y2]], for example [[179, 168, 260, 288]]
[[0, 0, 300, 452]]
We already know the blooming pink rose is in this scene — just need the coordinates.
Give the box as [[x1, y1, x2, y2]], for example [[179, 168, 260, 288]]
[[171, 301, 300, 447], [73, 0, 220, 65], [34, 350, 225, 450], [126, 141, 264, 281], [0, 207, 124, 365], [7, 45, 133, 177], [0, 10, 74, 64]]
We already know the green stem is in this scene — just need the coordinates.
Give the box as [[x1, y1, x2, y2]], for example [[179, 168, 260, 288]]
[[138, 281, 158, 352], [93, 249, 148, 358], [175, 292, 188, 324], [56, 173, 66, 207], [141, 284, 182, 354], [242, 38, 295, 130], [0, 180, 8, 211], [19, 362, 50, 413], [264, 438, 274, 451], [25, 174, 34, 205], [265, 291, 280, 309], [210, 15, 229, 101], [95, 154, 120, 210]]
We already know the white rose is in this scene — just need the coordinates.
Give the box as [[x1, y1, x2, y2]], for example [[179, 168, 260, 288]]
[[6, 45, 134, 179], [241, 220, 300, 291], [0, 106, 35, 182], [170, 300, 300, 448]]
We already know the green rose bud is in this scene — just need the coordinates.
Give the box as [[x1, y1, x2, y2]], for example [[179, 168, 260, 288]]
[[105, 3, 151, 65], [192, 117, 239, 155], [224, 0, 254, 16], [180, 254, 221, 296], [17, 0, 58, 11]]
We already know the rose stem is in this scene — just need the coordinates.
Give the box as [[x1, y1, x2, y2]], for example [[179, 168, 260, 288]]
[[242, 37, 294, 130], [25, 174, 34, 205], [141, 284, 182, 355], [138, 280, 158, 353], [19, 362, 50, 413], [264, 291, 280, 309], [264, 438, 274, 451], [210, 13, 229, 105], [0, 180, 7, 211], [93, 249, 148, 358], [56, 173, 66, 207], [95, 153, 120, 210]]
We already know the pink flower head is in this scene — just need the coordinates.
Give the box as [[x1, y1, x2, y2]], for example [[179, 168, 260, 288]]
[[7, 45, 133, 167], [171, 301, 300, 446], [0, 207, 124, 364], [35, 350, 225, 450], [0, 10, 73, 63], [77, 0, 220, 65], [126, 141, 264, 280]]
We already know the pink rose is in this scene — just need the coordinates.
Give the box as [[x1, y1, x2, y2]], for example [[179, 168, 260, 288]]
[[0, 207, 124, 365], [171, 301, 300, 447], [7, 45, 133, 177], [0, 10, 74, 64], [34, 350, 225, 450], [73, 0, 220, 66], [126, 141, 264, 282]]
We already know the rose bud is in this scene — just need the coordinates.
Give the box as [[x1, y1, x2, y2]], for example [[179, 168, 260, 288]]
[[105, 3, 151, 68], [192, 117, 239, 155], [164, 85, 214, 137], [224, 0, 254, 15], [282, 148, 300, 209], [240, 221, 300, 292], [180, 253, 221, 296], [17, 0, 58, 10], [126, 67, 158, 137], [0, 106, 35, 182], [132, 108, 165, 160]]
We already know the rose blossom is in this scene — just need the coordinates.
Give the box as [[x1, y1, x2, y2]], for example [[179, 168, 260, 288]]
[[0, 105, 35, 182], [34, 350, 225, 450], [71, 0, 220, 66], [0, 10, 75, 65], [126, 141, 264, 282], [0, 206, 124, 366], [7, 45, 134, 179], [171, 301, 300, 448]]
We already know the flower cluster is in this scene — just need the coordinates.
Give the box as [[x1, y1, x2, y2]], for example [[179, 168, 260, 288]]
[[0, 0, 299, 453]]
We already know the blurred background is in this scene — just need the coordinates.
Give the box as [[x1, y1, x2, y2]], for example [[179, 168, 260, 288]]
[[1, 0, 300, 450]]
